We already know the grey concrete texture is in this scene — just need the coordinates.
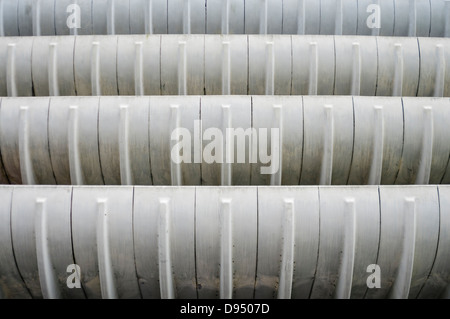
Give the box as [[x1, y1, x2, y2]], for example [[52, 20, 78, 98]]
[[1, 35, 450, 97], [0, 95, 448, 186]]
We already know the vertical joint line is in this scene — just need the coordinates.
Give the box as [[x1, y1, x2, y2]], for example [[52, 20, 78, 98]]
[[158, 198, 175, 299], [220, 199, 233, 299], [320, 105, 334, 185], [277, 199, 295, 299]]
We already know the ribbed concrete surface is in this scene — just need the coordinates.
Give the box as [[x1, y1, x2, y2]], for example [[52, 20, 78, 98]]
[[0, 0, 449, 37], [0, 96, 449, 186], [0, 35, 449, 97], [1, 0, 449, 301], [0, 185, 448, 299]]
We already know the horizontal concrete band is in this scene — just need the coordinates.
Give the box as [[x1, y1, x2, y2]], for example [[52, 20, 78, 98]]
[[0, 35, 449, 97], [0, 96, 449, 186], [0, 185, 448, 299], [0, 0, 449, 37]]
